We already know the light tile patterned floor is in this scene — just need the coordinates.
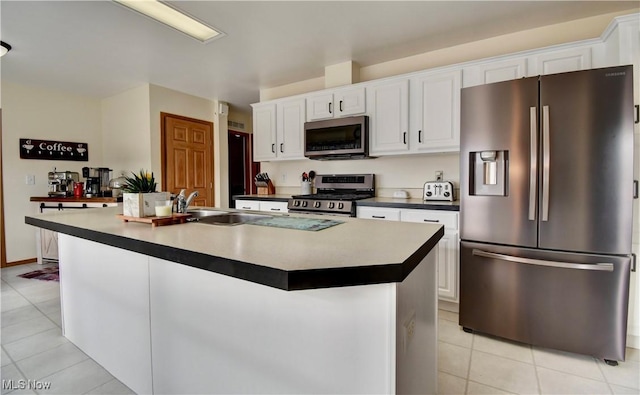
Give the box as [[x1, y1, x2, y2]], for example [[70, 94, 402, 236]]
[[1, 263, 133, 395], [438, 310, 640, 395], [2, 263, 639, 394]]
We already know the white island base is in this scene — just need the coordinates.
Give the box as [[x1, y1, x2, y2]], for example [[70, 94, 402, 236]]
[[58, 234, 438, 394]]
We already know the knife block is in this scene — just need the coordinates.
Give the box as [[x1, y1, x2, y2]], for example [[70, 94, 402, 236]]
[[256, 180, 276, 195]]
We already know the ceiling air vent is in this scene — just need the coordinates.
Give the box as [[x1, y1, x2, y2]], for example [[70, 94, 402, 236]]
[[228, 121, 246, 131]]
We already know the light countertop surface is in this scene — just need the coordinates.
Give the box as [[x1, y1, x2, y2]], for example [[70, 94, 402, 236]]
[[25, 206, 443, 290]]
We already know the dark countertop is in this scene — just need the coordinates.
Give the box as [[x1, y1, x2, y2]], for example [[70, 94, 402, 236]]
[[232, 195, 460, 211], [25, 207, 443, 291], [232, 194, 291, 202], [31, 196, 122, 203], [358, 197, 460, 211]]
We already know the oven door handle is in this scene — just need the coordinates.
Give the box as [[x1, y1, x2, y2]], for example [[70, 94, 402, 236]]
[[472, 249, 614, 272]]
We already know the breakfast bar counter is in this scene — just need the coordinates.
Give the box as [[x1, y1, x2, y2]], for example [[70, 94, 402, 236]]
[[25, 207, 442, 394]]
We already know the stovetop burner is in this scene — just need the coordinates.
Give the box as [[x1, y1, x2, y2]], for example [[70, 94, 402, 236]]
[[288, 174, 375, 217]]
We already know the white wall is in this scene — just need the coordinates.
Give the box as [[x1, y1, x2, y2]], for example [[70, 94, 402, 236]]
[[1, 82, 102, 262], [262, 154, 459, 198], [101, 85, 151, 178]]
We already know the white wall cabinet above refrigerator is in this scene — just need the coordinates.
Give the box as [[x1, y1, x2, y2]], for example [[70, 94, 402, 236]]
[[306, 87, 366, 121], [252, 99, 306, 162]]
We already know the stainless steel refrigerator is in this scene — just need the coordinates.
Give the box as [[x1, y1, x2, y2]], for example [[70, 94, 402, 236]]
[[459, 65, 635, 364]]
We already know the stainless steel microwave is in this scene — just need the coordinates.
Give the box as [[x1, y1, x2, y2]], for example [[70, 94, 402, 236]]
[[304, 116, 370, 160]]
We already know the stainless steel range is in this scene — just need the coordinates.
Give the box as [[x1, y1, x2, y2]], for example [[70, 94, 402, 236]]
[[288, 174, 375, 217]]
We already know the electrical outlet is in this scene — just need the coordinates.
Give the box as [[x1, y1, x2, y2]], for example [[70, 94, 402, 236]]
[[281, 173, 287, 183], [403, 311, 416, 353], [435, 171, 443, 181], [25, 174, 36, 185]]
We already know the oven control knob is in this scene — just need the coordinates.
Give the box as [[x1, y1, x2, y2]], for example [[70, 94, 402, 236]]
[[302, 201, 308, 207], [338, 202, 344, 209], [314, 201, 321, 208], [328, 202, 335, 209], [444, 192, 450, 197], [294, 200, 301, 207], [426, 191, 432, 197]]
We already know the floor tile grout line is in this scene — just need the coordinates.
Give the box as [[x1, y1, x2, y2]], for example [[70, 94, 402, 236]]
[[463, 332, 474, 394]]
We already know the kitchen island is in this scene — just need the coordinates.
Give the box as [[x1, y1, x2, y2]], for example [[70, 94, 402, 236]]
[[25, 207, 443, 394]]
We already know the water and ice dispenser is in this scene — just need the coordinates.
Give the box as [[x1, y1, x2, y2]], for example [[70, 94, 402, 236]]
[[470, 150, 507, 196]]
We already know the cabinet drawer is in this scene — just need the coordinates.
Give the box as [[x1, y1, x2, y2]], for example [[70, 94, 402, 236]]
[[235, 200, 260, 211], [400, 209, 458, 230], [260, 201, 288, 213], [356, 207, 401, 221]]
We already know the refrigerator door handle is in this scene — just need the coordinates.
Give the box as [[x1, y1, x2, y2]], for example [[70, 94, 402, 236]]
[[529, 107, 537, 220], [542, 105, 550, 221], [472, 249, 614, 272]]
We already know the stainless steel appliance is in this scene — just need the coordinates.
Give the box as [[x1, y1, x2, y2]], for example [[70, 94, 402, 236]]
[[304, 116, 370, 160], [459, 65, 635, 364], [82, 167, 112, 197], [288, 174, 375, 216], [423, 181, 455, 201], [47, 169, 79, 197]]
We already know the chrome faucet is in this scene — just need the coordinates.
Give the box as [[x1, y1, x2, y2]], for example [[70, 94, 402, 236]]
[[175, 189, 199, 213]]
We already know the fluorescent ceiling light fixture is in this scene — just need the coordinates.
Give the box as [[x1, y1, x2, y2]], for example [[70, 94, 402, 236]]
[[114, 0, 222, 43], [0, 41, 12, 57]]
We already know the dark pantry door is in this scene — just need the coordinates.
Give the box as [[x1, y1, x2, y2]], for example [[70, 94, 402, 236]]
[[228, 131, 258, 206]]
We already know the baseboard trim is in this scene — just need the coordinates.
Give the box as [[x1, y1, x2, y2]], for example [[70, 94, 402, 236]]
[[627, 334, 639, 350], [438, 299, 459, 313], [5, 257, 37, 267]]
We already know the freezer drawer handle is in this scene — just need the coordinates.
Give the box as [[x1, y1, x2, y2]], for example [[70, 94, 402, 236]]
[[472, 249, 614, 272]]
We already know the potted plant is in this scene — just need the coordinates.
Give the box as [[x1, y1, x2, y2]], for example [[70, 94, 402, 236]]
[[121, 170, 170, 217]]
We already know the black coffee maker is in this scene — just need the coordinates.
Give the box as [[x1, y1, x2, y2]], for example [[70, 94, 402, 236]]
[[82, 167, 112, 197]]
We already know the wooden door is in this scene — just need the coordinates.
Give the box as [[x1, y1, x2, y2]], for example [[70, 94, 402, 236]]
[[162, 113, 214, 207]]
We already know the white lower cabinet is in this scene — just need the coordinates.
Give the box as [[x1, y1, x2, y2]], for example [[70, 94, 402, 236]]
[[357, 206, 459, 302], [235, 199, 288, 213]]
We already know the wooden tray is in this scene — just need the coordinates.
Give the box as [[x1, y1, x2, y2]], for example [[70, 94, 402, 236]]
[[116, 213, 192, 227]]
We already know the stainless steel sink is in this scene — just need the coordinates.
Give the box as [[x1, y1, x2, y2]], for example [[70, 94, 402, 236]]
[[187, 210, 271, 225], [187, 209, 227, 219]]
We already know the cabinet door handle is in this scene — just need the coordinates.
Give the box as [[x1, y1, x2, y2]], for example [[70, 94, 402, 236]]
[[280, 143, 284, 153], [241, 207, 252, 210], [339, 100, 343, 112], [271, 143, 275, 153], [270, 208, 281, 211], [418, 130, 422, 143], [372, 215, 386, 219], [403, 132, 407, 144], [329, 102, 332, 114], [423, 219, 439, 223]]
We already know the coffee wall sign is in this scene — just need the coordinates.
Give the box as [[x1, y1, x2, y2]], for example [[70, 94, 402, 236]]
[[20, 138, 89, 161]]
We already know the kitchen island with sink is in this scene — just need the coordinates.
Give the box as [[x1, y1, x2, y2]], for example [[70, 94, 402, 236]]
[[25, 207, 443, 394]]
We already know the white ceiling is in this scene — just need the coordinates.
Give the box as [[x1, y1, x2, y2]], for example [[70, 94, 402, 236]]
[[1, 1, 638, 113]]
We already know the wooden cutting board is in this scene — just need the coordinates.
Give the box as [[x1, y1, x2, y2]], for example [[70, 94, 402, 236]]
[[116, 213, 192, 227]]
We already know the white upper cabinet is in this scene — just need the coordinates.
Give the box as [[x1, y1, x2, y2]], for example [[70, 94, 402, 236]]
[[252, 103, 277, 161], [252, 99, 306, 162], [463, 57, 528, 88], [367, 78, 409, 155], [306, 87, 366, 121], [409, 69, 462, 153], [276, 98, 306, 160], [530, 47, 592, 75]]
